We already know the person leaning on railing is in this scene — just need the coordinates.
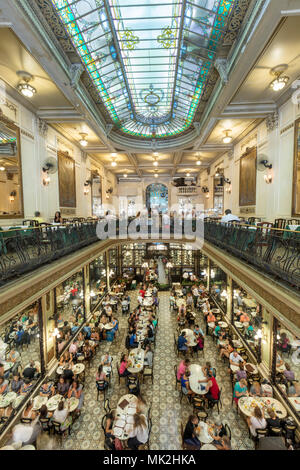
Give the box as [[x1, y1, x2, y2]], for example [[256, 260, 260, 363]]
[[221, 209, 240, 224]]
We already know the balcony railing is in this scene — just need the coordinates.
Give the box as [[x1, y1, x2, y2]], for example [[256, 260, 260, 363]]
[[177, 186, 199, 195], [0, 218, 299, 289], [204, 220, 300, 290]]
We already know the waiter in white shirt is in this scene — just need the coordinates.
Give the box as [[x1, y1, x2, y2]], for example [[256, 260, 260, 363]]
[[221, 209, 240, 224]]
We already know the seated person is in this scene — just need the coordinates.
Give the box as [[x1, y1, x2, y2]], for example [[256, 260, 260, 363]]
[[193, 333, 204, 353], [10, 373, 23, 394], [219, 340, 234, 360], [57, 377, 69, 397], [39, 381, 55, 398], [23, 361, 39, 381], [183, 415, 201, 449], [0, 376, 9, 395], [119, 354, 130, 377], [266, 409, 281, 430], [129, 330, 139, 348], [236, 362, 247, 381], [202, 362, 215, 378], [194, 325, 204, 337], [283, 363, 295, 383], [144, 345, 153, 368], [247, 406, 267, 438], [204, 372, 220, 402], [52, 401, 72, 432], [96, 365, 109, 388], [181, 370, 193, 396], [21, 400, 37, 421], [288, 382, 300, 397], [90, 328, 100, 344], [71, 322, 80, 335], [178, 332, 188, 351], [177, 359, 190, 381], [59, 351, 73, 367], [240, 312, 250, 323], [206, 311, 216, 324], [276, 353, 284, 368], [82, 341, 93, 360], [250, 381, 261, 397], [127, 413, 149, 450], [20, 379, 34, 395], [233, 378, 248, 404], [209, 418, 226, 446], [67, 380, 84, 415], [229, 351, 245, 367], [213, 324, 221, 338]]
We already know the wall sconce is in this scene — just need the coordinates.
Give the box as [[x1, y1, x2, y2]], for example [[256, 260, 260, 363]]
[[205, 192, 210, 199], [42, 171, 50, 186], [84, 180, 92, 195], [9, 190, 16, 202], [264, 172, 273, 184]]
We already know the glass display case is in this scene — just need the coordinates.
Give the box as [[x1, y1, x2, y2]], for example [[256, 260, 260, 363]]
[[89, 254, 107, 312], [0, 300, 42, 431], [55, 270, 85, 349]]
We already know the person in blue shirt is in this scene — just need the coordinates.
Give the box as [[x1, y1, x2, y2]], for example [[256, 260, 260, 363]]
[[16, 326, 24, 346], [71, 323, 80, 335], [129, 330, 138, 348], [214, 325, 221, 338], [83, 323, 92, 338], [178, 332, 188, 351], [194, 325, 204, 337]]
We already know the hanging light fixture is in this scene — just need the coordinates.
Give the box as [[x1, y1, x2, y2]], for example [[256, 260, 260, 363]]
[[17, 71, 36, 98], [0, 166, 5, 171], [154, 172, 158, 178], [223, 130, 232, 144], [270, 71, 289, 92], [123, 172, 128, 178], [79, 132, 88, 147]]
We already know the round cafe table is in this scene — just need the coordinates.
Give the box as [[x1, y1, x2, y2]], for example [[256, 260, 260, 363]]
[[196, 421, 214, 444], [0, 392, 17, 408], [189, 364, 207, 395], [212, 309, 220, 314], [238, 397, 287, 419], [127, 348, 145, 374], [32, 396, 48, 410], [201, 443, 217, 450], [3, 362, 14, 372], [245, 363, 258, 375], [181, 329, 197, 347], [114, 394, 138, 440], [218, 321, 228, 328]]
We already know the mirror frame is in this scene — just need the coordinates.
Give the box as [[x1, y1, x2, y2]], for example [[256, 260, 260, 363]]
[[292, 117, 300, 216], [0, 108, 24, 219]]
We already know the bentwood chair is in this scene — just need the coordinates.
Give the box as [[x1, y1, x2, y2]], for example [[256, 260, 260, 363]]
[[180, 422, 199, 450], [174, 365, 181, 390]]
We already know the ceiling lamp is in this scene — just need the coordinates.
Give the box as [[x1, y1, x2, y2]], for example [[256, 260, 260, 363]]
[[186, 172, 191, 177], [153, 159, 158, 167], [16, 71, 36, 98], [79, 132, 88, 147], [0, 166, 5, 171], [196, 159, 202, 166], [223, 130, 232, 144], [270, 69, 289, 92], [154, 172, 158, 178], [123, 172, 128, 178], [111, 155, 117, 167]]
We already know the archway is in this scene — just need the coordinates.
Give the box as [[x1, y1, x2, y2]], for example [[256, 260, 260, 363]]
[[146, 183, 168, 213]]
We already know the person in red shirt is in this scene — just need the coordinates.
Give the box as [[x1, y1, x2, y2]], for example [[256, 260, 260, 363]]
[[139, 288, 145, 298], [205, 372, 220, 402]]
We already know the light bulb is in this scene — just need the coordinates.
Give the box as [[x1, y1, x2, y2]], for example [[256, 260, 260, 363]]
[[123, 173, 128, 178], [0, 166, 5, 171], [196, 160, 201, 166], [153, 160, 158, 167], [111, 160, 117, 167], [154, 173, 158, 178]]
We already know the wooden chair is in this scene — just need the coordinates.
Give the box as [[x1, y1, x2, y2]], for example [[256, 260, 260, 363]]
[[208, 388, 222, 414], [174, 364, 181, 390], [225, 423, 232, 440], [274, 218, 287, 233], [104, 398, 111, 414], [20, 417, 32, 424], [52, 420, 71, 440], [39, 417, 51, 434], [117, 364, 127, 384], [96, 380, 107, 402], [143, 364, 154, 384]]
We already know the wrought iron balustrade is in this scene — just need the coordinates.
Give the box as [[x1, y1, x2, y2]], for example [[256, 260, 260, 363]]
[[203, 221, 300, 289]]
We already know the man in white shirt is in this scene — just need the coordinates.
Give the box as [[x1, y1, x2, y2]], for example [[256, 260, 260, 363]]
[[229, 351, 244, 366], [221, 209, 240, 224]]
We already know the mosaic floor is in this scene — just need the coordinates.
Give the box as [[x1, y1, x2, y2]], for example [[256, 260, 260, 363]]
[[59, 290, 255, 450]]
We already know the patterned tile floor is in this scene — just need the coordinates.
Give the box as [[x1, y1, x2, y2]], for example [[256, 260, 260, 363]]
[[60, 290, 254, 450]]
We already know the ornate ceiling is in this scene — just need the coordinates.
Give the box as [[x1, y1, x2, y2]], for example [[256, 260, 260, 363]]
[[41, 0, 250, 143]]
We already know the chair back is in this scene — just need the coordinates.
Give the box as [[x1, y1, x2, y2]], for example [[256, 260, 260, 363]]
[[225, 423, 231, 439], [269, 427, 282, 436], [256, 428, 268, 438], [104, 398, 111, 413], [20, 417, 32, 424], [96, 380, 106, 391], [274, 218, 286, 230], [52, 420, 63, 434]]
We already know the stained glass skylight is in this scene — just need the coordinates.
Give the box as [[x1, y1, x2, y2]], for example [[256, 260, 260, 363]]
[[51, 0, 236, 138]]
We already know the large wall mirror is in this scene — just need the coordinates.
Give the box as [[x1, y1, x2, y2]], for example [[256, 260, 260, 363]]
[[292, 118, 300, 216], [91, 171, 103, 217], [0, 110, 23, 218]]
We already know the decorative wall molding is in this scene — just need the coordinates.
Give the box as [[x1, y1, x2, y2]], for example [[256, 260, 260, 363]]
[[266, 111, 279, 133], [21, 129, 35, 140], [69, 63, 84, 89], [280, 122, 294, 135], [239, 206, 256, 214], [214, 58, 229, 85], [36, 117, 48, 137]]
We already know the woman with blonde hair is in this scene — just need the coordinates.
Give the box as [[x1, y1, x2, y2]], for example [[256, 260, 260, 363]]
[[127, 413, 149, 450]]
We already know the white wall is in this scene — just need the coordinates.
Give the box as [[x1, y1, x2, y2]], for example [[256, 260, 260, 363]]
[[199, 97, 300, 221], [0, 92, 115, 224]]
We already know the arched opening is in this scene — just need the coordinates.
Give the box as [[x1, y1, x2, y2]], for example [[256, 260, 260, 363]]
[[146, 183, 168, 213]]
